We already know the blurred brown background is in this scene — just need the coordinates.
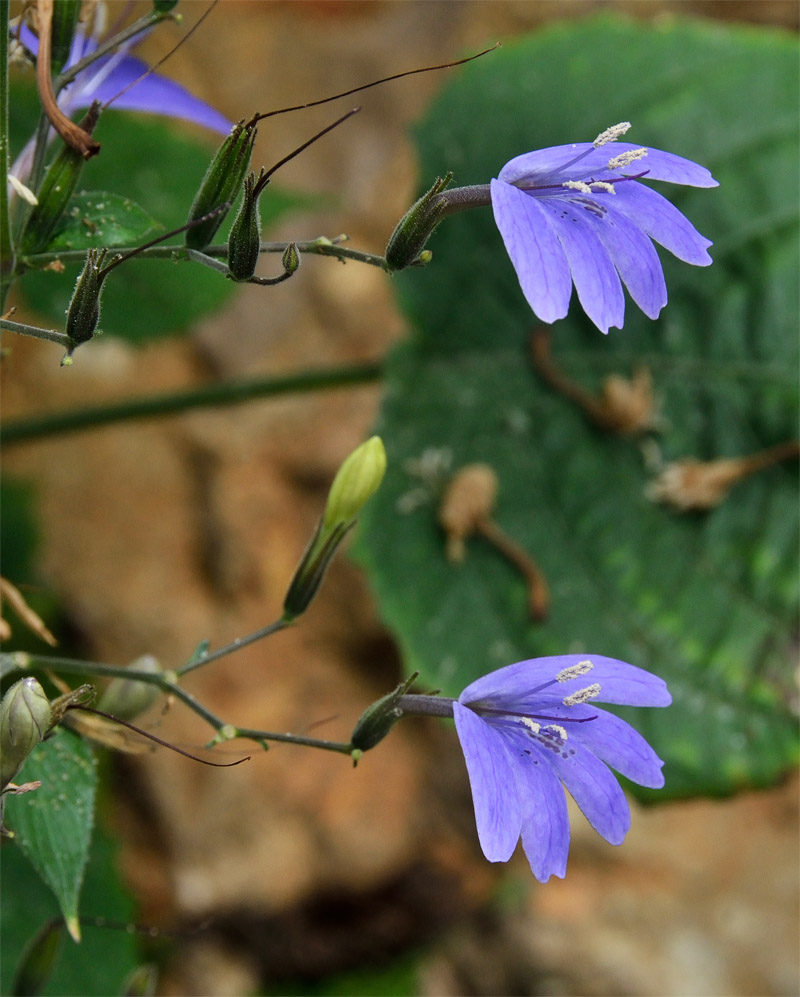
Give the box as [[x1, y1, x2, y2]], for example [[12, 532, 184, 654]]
[[3, 2, 798, 995]]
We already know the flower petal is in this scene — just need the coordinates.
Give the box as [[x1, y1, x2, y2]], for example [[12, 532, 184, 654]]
[[453, 702, 522, 862], [609, 182, 714, 266], [490, 179, 572, 324], [590, 199, 667, 318], [499, 142, 717, 189], [550, 744, 631, 845], [510, 741, 571, 882], [538, 196, 625, 333], [69, 54, 233, 134], [460, 654, 671, 710], [571, 708, 667, 788]]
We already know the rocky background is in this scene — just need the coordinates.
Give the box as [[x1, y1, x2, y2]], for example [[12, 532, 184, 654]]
[[3, 2, 798, 995]]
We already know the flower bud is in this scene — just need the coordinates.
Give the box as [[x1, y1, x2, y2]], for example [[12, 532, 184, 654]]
[[283, 437, 387, 620], [227, 170, 267, 282], [0, 678, 52, 791], [62, 247, 108, 362], [152, 0, 180, 11], [96, 655, 162, 721], [281, 242, 300, 276], [385, 174, 452, 272], [185, 118, 257, 250], [20, 103, 101, 257], [323, 436, 387, 530]]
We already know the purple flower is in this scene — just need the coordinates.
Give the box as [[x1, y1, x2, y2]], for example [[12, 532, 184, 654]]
[[452, 653, 671, 882], [490, 122, 718, 334]]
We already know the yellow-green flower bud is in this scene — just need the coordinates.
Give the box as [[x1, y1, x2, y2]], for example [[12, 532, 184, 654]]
[[0, 678, 52, 791], [185, 118, 257, 250], [385, 174, 452, 272], [20, 103, 101, 257], [323, 436, 387, 530], [283, 437, 387, 619], [96, 655, 162, 721], [281, 242, 300, 276]]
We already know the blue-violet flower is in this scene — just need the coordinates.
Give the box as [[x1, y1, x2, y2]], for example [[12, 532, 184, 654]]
[[453, 653, 671, 882], [491, 122, 718, 334]]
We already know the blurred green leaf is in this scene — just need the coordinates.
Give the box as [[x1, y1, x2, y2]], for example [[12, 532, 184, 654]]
[[3, 729, 97, 940], [0, 824, 139, 996], [355, 16, 799, 800], [45, 192, 160, 253]]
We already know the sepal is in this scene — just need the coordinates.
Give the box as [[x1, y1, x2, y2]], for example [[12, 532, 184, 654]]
[[385, 173, 452, 271]]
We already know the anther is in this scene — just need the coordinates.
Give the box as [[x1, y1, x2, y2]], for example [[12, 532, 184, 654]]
[[545, 724, 567, 741], [606, 148, 648, 171], [555, 660, 594, 683], [563, 683, 602, 706], [520, 718, 541, 734], [593, 122, 631, 147]]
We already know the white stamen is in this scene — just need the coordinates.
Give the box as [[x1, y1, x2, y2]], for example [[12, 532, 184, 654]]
[[8, 174, 38, 205], [593, 122, 632, 147], [562, 180, 592, 194], [555, 660, 594, 682], [607, 148, 648, 171], [545, 724, 567, 741], [563, 683, 602, 706], [520, 718, 541, 734], [590, 181, 616, 194]]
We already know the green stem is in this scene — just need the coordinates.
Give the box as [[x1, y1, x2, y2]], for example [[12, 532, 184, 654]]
[[3, 651, 353, 754], [24, 237, 389, 271], [2, 360, 382, 444], [1, 317, 71, 347], [0, 0, 13, 311], [176, 618, 290, 676]]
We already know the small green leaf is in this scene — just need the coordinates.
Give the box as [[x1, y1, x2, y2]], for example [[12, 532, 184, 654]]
[[45, 191, 160, 252], [4, 728, 97, 940]]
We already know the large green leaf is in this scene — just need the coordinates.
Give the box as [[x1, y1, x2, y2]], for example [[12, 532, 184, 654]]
[[46, 191, 160, 252], [3, 728, 97, 939], [0, 826, 139, 996], [355, 17, 799, 800]]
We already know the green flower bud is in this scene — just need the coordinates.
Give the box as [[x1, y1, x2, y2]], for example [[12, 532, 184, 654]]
[[323, 436, 387, 530], [227, 170, 268, 282], [152, 0, 180, 11], [283, 437, 387, 619], [1, 678, 52, 791], [62, 247, 108, 362], [185, 118, 257, 250], [20, 103, 101, 257], [384, 173, 452, 272], [96, 655, 162, 721], [281, 242, 300, 276], [50, 0, 82, 75]]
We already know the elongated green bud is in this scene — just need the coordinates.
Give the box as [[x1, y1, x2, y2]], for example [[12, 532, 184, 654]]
[[385, 173, 452, 272], [227, 170, 267, 282], [51, 0, 82, 75], [283, 437, 387, 619], [20, 103, 101, 257], [97, 655, 162, 721], [185, 118, 257, 250], [350, 674, 417, 753], [1, 678, 52, 791], [62, 247, 108, 364], [281, 242, 300, 276]]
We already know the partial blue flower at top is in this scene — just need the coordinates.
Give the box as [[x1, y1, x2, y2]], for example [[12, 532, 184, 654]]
[[491, 122, 718, 334], [452, 653, 671, 883], [18, 22, 233, 134], [11, 20, 232, 188]]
